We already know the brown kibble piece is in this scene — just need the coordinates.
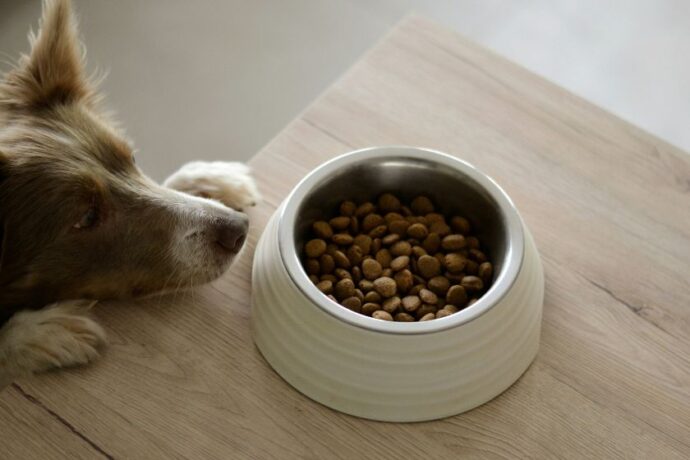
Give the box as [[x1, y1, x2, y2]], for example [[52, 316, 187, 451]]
[[417, 255, 441, 279], [375, 249, 393, 268], [346, 244, 363, 266], [320, 274, 336, 283], [309, 274, 319, 284], [384, 212, 404, 224], [469, 249, 488, 263], [461, 275, 484, 291], [334, 268, 351, 280], [419, 312, 436, 321], [316, 280, 333, 294], [333, 250, 350, 269], [444, 253, 466, 273], [371, 238, 382, 253], [442, 234, 466, 251], [422, 233, 441, 254], [390, 255, 410, 271], [416, 304, 436, 319], [446, 285, 468, 307], [326, 294, 337, 302], [326, 243, 338, 256], [382, 233, 401, 245], [372, 310, 393, 321], [334, 278, 355, 300], [353, 234, 372, 255], [319, 254, 335, 274], [354, 289, 364, 301], [364, 291, 382, 303], [312, 221, 333, 239], [409, 284, 424, 296], [378, 193, 402, 213], [388, 219, 410, 236], [412, 246, 428, 258], [419, 288, 438, 304], [305, 239, 327, 258], [329, 216, 350, 230], [362, 302, 380, 316], [445, 271, 464, 284], [410, 196, 435, 215], [332, 233, 354, 245], [362, 258, 383, 280], [368, 224, 388, 238], [394, 269, 414, 293], [466, 236, 480, 249], [394, 312, 415, 322], [407, 223, 429, 240], [382, 296, 401, 314], [349, 216, 359, 234], [450, 216, 471, 234], [465, 259, 479, 275], [478, 262, 493, 284], [362, 214, 385, 233], [390, 240, 412, 256], [381, 268, 393, 277], [373, 277, 397, 297], [436, 309, 452, 319], [425, 213, 444, 224], [351, 266, 362, 284], [341, 296, 362, 312], [340, 200, 356, 216], [305, 259, 320, 275], [402, 295, 422, 312], [355, 202, 375, 218], [358, 279, 374, 292], [434, 252, 445, 266], [429, 221, 451, 237], [428, 276, 450, 296], [443, 304, 459, 314]]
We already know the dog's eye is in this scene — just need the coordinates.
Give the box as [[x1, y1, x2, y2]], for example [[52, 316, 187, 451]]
[[74, 206, 99, 229]]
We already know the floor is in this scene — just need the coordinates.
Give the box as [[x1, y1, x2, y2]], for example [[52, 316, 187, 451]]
[[0, 0, 688, 182]]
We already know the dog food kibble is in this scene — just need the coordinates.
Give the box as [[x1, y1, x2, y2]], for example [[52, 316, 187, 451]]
[[373, 276, 397, 297], [419, 312, 436, 321], [372, 310, 394, 321], [394, 312, 415, 322], [362, 258, 383, 280], [417, 255, 441, 279], [301, 194, 494, 321]]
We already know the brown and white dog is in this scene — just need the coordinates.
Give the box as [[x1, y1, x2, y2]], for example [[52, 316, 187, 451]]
[[0, 0, 259, 386]]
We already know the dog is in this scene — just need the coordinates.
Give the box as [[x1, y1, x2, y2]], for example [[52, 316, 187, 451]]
[[0, 0, 260, 386]]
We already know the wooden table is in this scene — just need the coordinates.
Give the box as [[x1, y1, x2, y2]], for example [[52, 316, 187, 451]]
[[2, 16, 689, 459]]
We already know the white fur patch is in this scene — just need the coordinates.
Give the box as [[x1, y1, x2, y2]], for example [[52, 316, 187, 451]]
[[0, 301, 106, 386], [163, 161, 261, 211]]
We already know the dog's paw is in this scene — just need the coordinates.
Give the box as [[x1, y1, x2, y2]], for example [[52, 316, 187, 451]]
[[163, 161, 261, 211], [0, 301, 106, 377]]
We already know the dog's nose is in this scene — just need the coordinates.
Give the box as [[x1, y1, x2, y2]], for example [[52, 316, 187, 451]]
[[216, 213, 249, 253]]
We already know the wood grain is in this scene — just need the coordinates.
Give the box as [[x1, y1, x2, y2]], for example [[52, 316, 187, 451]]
[[1, 16, 689, 459], [0, 385, 106, 459]]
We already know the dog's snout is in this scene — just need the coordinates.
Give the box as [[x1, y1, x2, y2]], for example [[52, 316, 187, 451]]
[[215, 213, 249, 253]]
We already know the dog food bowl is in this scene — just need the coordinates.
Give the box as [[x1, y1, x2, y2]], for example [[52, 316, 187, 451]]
[[251, 146, 544, 422]]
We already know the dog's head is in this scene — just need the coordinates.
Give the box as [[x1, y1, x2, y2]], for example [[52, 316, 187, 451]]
[[0, 0, 248, 308]]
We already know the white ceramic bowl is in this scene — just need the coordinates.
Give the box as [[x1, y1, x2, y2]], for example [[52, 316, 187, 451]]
[[251, 147, 544, 422]]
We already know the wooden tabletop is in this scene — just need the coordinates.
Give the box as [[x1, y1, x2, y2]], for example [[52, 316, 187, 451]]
[[2, 16, 689, 459]]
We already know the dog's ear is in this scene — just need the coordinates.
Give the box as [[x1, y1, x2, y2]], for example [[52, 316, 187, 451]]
[[0, 0, 92, 110]]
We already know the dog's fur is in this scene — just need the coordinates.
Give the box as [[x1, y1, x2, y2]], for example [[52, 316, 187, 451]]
[[0, 0, 259, 386]]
